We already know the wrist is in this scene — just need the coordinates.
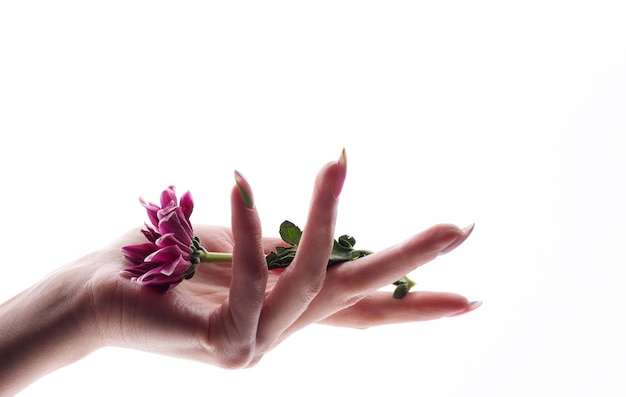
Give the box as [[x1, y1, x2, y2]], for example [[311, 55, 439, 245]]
[[0, 254, 103, 395]]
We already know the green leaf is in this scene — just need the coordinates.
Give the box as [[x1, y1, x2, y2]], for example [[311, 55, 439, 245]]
[[265, 219, 415, 299], [392, 275, 417, 299], [278, 220, 302, 246], [337, 235, 356, 250], [393, 283, 410, 299], [266, 245, 298, 269]]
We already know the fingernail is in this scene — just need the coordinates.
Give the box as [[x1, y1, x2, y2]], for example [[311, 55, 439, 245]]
[[234, 170, 255, 209], [447, 300, 483, 317], [334, 148, 347, 199], [439, 223, 475, 255]]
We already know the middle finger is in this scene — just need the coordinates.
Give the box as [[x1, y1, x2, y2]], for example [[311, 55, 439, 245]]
[[256, 152, 346, 347]]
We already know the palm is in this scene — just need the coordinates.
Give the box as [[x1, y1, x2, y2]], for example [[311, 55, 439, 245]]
[[163, 225, 283, 313], [99, 224, 288, 366]]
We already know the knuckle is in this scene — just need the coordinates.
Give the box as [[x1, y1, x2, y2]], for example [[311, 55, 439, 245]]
[[301, 270, 326, 296], [220, 344, 256, 369]]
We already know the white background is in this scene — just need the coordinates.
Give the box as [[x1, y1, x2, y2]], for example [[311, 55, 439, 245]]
[[1, 1, 625, 396]]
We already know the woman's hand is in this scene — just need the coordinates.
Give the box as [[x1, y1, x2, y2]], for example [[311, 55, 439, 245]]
[[0, 152, 478, 395], [89, 153, 477, 368]]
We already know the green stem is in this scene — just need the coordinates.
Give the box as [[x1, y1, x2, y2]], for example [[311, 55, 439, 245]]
[[198, 251, 233, 263]]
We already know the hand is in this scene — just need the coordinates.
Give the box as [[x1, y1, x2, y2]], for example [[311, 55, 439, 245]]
[[89, 155, 476, 367], [0, 154, 477, 394]]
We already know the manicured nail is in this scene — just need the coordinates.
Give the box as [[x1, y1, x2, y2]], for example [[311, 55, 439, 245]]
[[234, 170, 255, 209], [447, 300, 483, 317], [334, 148, 347, 199], [439, 223, 475, 255]]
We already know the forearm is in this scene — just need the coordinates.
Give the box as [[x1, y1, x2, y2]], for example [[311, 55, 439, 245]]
[[0, 261, 101, 396]]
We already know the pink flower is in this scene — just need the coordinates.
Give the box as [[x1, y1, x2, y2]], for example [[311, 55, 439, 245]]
[[121, 186, 199, 292]]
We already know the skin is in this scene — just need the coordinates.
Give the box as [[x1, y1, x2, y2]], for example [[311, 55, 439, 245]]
[[0, 158, 478, 395]]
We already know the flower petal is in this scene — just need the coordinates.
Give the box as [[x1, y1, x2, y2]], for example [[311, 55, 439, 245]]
[[157, 208, 194, 245], [156, 232, 190, 255], [180, 190, 194, 220], [141, 223, 161, 243], [145, 244, 187, 263], [158, 254, 186, 277], [160, 186, 178, 209], [140, 197, 161, 228], [121, 242, 159, 265], [133, 268, 184, 291]]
